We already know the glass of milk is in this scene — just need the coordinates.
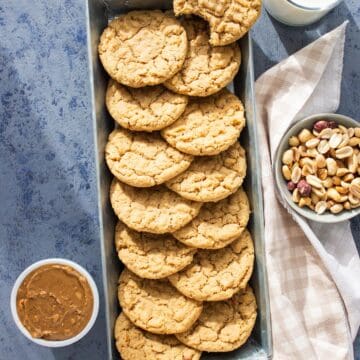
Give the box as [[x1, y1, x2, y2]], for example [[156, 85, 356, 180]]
[[263, 0, 344, 26]]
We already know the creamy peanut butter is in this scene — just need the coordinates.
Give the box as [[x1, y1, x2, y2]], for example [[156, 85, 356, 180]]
[[16, 264, 93, 341]]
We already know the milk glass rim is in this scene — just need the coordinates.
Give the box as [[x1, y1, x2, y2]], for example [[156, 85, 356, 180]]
[[287, 0, 343, 11]]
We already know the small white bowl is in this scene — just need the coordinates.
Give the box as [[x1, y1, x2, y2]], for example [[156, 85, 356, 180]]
[[10, 258, 99, 348], [274, 113, 360, 223]]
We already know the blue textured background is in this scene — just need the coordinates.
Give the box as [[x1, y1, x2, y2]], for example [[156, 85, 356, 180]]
[[0, 1, 358, 359]]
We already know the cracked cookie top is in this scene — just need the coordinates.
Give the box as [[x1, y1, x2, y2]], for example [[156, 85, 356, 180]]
[[105, 127, 193, 187], [118, 269, 203, 334], [98, 11, 188, 87], [169, 229, 254, 301], [114, 313, 201, 360], [115, 221, 197, 279], [175, 286, 257, 352], [161, 89, 245, 156], [106, 81, 188, 132], [110, 180, 202, 234], [166, 142, 246, 202], [174, 0, 261, 46], [164, 17, 241, 96], [173, 187, 250, 249]]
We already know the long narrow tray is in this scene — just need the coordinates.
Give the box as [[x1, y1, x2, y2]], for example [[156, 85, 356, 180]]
[[86, 0, 272, 358]]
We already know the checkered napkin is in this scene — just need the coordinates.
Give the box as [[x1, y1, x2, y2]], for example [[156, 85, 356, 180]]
[[255, 22, 360, 359]]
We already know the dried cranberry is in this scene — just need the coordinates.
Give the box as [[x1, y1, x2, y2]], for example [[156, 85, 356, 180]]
[[313, 120, 329, 132], [328, 121, 338, 129], [297, 180, 312, 197], [287, 181, 296, 191]]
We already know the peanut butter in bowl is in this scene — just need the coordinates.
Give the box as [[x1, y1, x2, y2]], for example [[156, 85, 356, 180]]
[[11, 258, 99, 347]]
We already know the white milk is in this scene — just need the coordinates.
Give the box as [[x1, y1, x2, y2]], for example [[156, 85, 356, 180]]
[[263, 0, 343, 26]]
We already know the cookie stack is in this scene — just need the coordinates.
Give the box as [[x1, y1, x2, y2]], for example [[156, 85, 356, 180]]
[[98, 4, 260, 359]]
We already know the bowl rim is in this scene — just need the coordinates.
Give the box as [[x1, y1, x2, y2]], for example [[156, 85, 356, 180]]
[[10, 258, 100, 348], [274, 112, 360, 223]]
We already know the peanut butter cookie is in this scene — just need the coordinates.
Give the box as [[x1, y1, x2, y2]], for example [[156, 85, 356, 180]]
[[115, 313, 201, 360], [176, 286, 257, 352], [173, 187, 250, 249], [110, 180, 202, 234], [106, 81, 188, 132], [164, 17, 241, 96], [118, 269, 203, 334], [174, 0, 262, 46], [105, 128, 193, 187], [115, 222, 197, 279], [166, 142, 246, 202], [169, 230, 254, 301], [98, 11, 187, 87], [161, 90, 245, 156]]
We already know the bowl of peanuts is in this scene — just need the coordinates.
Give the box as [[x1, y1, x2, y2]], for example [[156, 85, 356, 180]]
[[274, 113, 360, 223]]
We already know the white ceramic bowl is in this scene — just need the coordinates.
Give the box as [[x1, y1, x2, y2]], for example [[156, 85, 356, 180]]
[[274, 113, 360, 223], [10, 258, 99, 347]]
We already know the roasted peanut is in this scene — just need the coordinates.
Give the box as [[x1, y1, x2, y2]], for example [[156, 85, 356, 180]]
[[282, 149, 294, 165], [282, 165, 291, 181], [288, 136, 300, 147], [336, 146, 353, 159], [292, 188, 300, 203], [315, 154, 326, 168], [338, 125, 348, 134], [302, 164, 314, 176], [326, 158, 337, 176], [306, 175, 323, 189], [299, 197, 312, 208], [327, 188, 342, 202], [330, 204, 344, 214], [350, 179, 360, 198], [349, 137, 360, 147], [317, 140, 330, 154], [305, 138, 320, 149], [332, 176, 342, 186], [291, 166, 301, 184], [322, 178, 333, 188], [329, 132, 342, 148], [338, 134, 350, 148], [298, 129, 313, 143], [311, 192, 320, 204], [317, 168, 328, 180], [336, 168, 351, 177], [336, 186, 349, 195], [319, 128, 333, 139], [348, 127, 355, 138], [347, 154, 358, 173], [315, 201, 327, 214], [343, 173, 354, 183]]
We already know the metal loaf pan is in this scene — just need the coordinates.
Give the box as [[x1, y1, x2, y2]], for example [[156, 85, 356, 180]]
[[86, 0, 272, 358]]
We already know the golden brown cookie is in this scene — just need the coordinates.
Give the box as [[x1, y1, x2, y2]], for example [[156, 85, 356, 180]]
[[176, 286, 257, 352], [110, 180, 202, 234], [164, 17, 241, 96], [173, 187, 250, 249], [106, 80, 188, 132], [98, 11, 187, 87], [118, 269, 203, 334], [161, 90, 245, 156], [174, 0, 262, 46], [105, 128, 193, 187], [114, 313, 202, 360], [166, 142, 246, 202], [169, 230, 254, 301], [115, 221, 197, 279]]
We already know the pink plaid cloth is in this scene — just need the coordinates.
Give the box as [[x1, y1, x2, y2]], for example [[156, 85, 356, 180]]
[[255, 22, 360, 359]]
